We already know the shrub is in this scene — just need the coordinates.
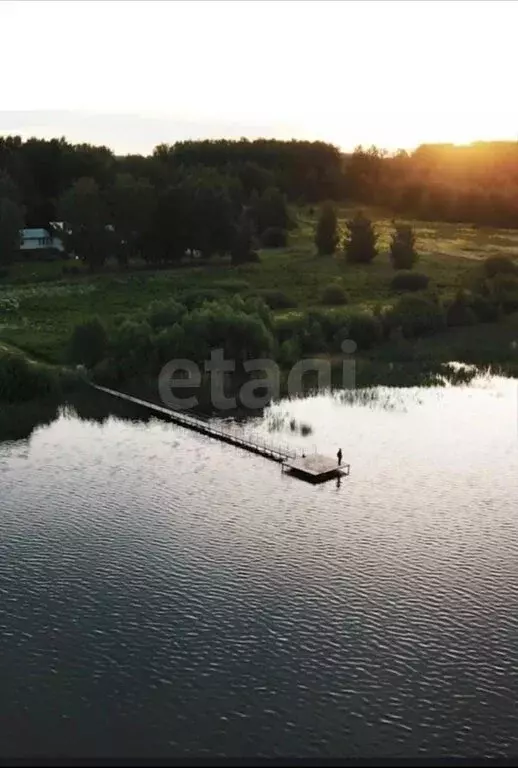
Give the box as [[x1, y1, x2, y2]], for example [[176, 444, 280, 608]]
[[154, 323, 187, 365], [391, 271, 430, 292], [298, 316, 326, 354], [256, 289, 296, 310], [321, 283, 348, 306], [181, 301, 275, 363], [0, 268, 9, 280], [483, 255, 518, 279], [147, 299, 186, 331], [445, 290, 477, 327], [278, 337, 301, 367], [68, 317, 108, 369], [388, 295, 446, 339], [344, 211, 378, 264], [390, 223, 418, 269], [273, 313, 307, 344], [111, 320, 156, 377], [334, 311, 383, 351], [180, 288, 225, 309], [260, 227, 288, 248], [0, 352, 58, 403], [315, 202, 339, 256]]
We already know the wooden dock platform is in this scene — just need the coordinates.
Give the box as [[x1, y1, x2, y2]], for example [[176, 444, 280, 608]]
[[282, 454, 350, 483], [90, 384, 349, 483]]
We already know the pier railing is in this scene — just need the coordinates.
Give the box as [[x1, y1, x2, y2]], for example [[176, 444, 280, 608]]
[[91, 384, 312, 463]]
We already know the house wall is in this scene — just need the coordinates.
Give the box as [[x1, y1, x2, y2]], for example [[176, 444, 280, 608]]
[[20, 235, 65, 252]]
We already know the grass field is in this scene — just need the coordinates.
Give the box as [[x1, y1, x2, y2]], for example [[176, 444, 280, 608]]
[[1, 206, 518, 368]]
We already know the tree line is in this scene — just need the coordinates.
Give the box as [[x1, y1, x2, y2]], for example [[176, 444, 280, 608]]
[[1, 135, 518, 269]]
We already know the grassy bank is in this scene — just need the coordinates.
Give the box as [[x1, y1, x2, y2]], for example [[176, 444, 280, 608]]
[[1, 207, 518, 382]]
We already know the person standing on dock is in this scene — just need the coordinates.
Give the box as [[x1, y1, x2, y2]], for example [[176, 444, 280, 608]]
[[337, 448, 343, 466]]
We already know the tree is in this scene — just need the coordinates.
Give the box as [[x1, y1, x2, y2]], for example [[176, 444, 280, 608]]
[[0, 182, 24, 266], [389, 222, 418, 269], [315, 202, 338, 255], [109, 173, 155, 267], [188, 173, 236, 258], [231, 213, 257, 266], [344, 211, 378, 264], [59, 178, 113, 271], [252, 186, 290, 233]]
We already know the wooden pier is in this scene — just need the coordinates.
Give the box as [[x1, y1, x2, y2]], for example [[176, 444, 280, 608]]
[[91, 384, 349, 483]]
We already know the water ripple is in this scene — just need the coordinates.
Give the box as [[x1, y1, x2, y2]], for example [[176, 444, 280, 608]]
[[1, 379, 518, 758]]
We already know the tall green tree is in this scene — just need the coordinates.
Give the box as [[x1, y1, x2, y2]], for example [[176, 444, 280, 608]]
[[315, 202, 338, 255], [109, 173, 155, 266], [231, 213, 256, 266], [390, 222, 418, 270], [59, 178, 113, 271], [344, 211, 378, 264], [0, 197, 23, 266], [252, 186, 290, 233]]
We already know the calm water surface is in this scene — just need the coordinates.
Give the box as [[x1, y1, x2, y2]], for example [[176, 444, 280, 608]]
[[1, 375, 518, 759]]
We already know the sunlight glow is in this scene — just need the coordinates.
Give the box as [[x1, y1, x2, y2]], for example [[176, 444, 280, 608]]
[[0, 0, 516, 153]]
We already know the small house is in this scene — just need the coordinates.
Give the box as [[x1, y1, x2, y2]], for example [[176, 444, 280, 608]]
[[19, 225, 65, 259]]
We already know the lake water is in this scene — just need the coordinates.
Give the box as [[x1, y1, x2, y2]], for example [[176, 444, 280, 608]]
[[1, 375, 518, 759]]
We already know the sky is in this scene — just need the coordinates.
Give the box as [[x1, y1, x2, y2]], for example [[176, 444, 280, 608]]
[[1, 0, 517, 155]]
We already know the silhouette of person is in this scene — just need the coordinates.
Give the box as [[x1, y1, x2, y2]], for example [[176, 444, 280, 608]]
[[337, 448, 343, 466]]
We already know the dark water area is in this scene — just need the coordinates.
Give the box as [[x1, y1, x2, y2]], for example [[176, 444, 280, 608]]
[[1, 374, 518, 759]]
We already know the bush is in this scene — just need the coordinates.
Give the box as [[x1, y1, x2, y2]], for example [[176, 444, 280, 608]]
[[260, 226, 288, 248], [445, 290, 477, 327], [0, 352, 58, 403], [68, 317, 108, 369], [180, 288, 226, 309], [278, 338, 301, 367], [344, 211, 378, 264], [321, 283, 348, 306], [181, 301, 275, 363], [315, 202, 339, 256], [0, 268, 9, 280], [147, 299, 187, 331], [335, 311, 383, 351], [483, 255, 518, 279], [390, 271, 430, 292], [154, 323, 187, 365], [388, 295, 446, 339], [273, 313, 307, 344], [256, 289, 296, 310], [390, 223, 418, 270], [111, 320, 156, 377]]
